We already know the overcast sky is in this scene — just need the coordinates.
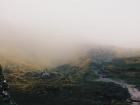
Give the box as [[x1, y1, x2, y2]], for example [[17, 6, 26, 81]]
[[0, 0, 140, 48]]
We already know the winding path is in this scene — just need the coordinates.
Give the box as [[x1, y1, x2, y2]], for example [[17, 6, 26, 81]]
[[95, 70, 140, 105]]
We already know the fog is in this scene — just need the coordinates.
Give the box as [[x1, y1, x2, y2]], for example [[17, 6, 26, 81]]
[[0, 0, 140, 67]]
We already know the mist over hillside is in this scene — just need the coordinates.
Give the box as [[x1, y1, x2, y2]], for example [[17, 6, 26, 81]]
[[0, 23, 140, 69], [1, 0, 140, 68], [0, 38, 140, 69]]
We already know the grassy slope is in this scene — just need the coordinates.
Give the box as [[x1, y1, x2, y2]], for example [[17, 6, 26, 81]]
[[105, 57, 140, 88], [0, 57, 132, 105], [9, 82, 130, 105]]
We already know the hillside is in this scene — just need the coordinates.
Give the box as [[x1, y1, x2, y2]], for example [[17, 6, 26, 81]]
[[104, 57, 140, 89], [1, 46, 140, 105]]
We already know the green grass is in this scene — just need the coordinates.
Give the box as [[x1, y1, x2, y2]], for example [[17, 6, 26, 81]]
[[9, 81, 130, 105], [105, 57, 140, 89]]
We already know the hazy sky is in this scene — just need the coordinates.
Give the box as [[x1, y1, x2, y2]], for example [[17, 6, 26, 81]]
[[0, 0, 140, 48], [0, 0, 140, 66]]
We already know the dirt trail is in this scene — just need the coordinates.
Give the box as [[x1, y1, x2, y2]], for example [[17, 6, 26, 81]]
[[95, 70, 140, 105]]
